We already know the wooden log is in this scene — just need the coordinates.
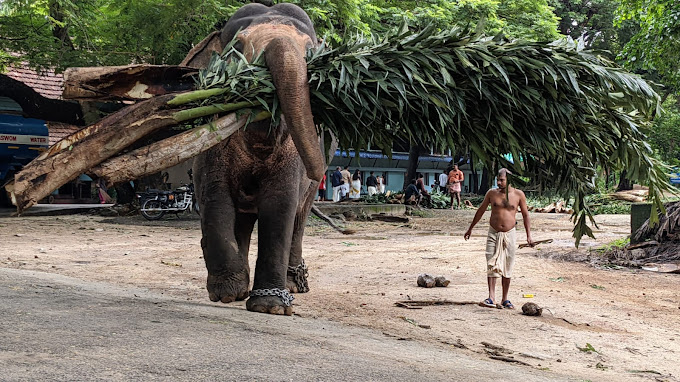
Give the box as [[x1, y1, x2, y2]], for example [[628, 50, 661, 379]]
[[609, 192, 645, 203], [9, 95, 178, 213], [63, 65, 198, 101], [91, 111, 269, 185], [180, 31, 224, 69], [370, 214, 410, 223], [310, 205, 356, 235]]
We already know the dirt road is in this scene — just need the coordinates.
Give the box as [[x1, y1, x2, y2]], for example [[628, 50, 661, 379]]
[[1, 209, 678, 381]]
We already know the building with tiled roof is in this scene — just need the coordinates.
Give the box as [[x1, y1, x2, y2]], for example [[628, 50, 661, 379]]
[[1, 62, 92, 206], [0, 62, 83, 126], [5, 62, 65, 100]]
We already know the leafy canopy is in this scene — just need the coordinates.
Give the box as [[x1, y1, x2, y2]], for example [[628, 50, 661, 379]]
[[293, 0, 560, 42], [649, 96, 680, 167], [616, 0, 680, 89], [1, 0, 561, 72], [0, 0, 232, 72]]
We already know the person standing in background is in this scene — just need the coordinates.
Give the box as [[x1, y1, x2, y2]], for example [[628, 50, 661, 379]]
[[317, 173, 327, 201], [377, 173, 385, 193], [438, 170, 449, 194], [349, 169, 362, 199], [331, 166, 344, 202], [366, 171, 378, 196], [341, 166, 352, 200], [448, 164, 464, 209]]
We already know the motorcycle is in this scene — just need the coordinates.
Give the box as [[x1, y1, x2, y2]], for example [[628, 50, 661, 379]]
[[137, 170, 199, 220]]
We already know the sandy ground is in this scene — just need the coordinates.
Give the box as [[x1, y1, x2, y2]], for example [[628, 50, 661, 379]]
[[1, 208, 678, 382]]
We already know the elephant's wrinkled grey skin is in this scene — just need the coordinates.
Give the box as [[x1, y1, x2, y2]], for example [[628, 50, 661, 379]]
[[184, 4, 326, 316]]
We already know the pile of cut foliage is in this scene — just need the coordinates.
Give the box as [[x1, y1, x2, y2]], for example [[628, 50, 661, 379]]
[[626, 201, 680, 267], [6, 24, 672, 244]]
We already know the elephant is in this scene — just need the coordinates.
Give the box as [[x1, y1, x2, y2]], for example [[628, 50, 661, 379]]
[[181, 3, 327, 315]]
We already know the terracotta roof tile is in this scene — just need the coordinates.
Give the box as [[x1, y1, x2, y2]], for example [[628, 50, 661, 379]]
[[46, 121, 82, 146], [5, 63, 64, 100]]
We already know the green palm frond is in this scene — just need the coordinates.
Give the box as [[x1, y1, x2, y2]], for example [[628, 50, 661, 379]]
[[192, 24, 669, 245]]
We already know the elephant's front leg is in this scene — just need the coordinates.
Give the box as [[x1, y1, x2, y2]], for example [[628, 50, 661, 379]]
[[247, 189, 299, 315], [196, 164, 252, 303], [287, 180, 317, 293]]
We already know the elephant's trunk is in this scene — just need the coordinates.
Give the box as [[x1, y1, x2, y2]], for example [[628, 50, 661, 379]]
[[262, 33, 325, 182]]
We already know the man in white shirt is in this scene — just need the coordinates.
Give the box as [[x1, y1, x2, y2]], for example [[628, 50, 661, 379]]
[[438, 170, 449, 193]]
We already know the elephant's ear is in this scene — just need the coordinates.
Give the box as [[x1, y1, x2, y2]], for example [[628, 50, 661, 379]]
[[180, 31, 223, 69]]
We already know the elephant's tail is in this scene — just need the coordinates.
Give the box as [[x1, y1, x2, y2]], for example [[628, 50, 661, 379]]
[[310, 205, 355, 235]]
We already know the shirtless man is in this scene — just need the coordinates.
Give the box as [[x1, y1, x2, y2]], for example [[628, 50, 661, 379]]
[[463, 168, 534, 309]]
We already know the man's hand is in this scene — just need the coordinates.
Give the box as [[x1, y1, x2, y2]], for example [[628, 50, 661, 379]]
[[464, 228, 472, 240], [526, 235, 535, 247]]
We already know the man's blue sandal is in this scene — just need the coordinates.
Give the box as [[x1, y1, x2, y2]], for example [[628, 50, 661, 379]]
[[501, 300, 515, 309], [481, 298, 495, 308]]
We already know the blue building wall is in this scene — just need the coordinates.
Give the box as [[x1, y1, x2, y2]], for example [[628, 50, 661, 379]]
[[323, 150, 480, 199]]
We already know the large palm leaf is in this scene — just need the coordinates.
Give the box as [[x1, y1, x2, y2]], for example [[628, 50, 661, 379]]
[[195, 25, 670, 245]]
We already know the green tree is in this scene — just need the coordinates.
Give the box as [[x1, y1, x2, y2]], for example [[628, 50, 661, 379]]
[[0, 0, 232, 72], [550, 0, 636, 52], [1, 0, 563, 72], [366, 0, 559, 41], [616, 0, 680, 89], [649, 96, 680, 167]]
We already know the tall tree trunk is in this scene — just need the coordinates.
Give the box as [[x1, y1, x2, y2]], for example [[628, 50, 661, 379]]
[[49, 0, 75, 50], [616, 170, 633, 191], [403, 144, 422, 190], [478, 166, 491, 195], [469, 152, 479, 194]]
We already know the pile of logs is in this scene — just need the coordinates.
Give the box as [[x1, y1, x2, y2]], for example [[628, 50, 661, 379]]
[[609, 189, 648, 203], [528, 201, 573, 214], [5, 65, 263, 213]]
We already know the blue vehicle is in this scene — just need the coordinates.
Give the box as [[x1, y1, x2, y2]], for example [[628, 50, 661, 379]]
[[0, 114, 50, 206], [671, 168, 680, 185]]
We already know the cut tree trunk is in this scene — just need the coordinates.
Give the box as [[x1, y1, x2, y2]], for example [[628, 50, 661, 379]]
[[8, 94, 179, 213], [91, 112, 268, 186], [63, 65, 198, 101]]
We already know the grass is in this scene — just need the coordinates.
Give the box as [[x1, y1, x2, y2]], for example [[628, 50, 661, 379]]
[[577, 343, 600, 353], [594, 237, 630, 254]]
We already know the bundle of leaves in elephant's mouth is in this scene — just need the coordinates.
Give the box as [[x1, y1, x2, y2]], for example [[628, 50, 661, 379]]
[[9, 24, 671, 243]]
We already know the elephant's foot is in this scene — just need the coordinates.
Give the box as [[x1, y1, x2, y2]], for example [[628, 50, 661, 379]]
[[286, 259, 309, 293], [246, 289, 294, 316], [206, 271, 249, 303]]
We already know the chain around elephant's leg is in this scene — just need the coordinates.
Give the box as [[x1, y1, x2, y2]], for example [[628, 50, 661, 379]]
[[286, 179, 316, 293], [287, 259, 309, 293], [247, 188, 298, 315]]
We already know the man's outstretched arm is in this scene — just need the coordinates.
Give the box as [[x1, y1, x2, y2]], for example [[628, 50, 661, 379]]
[[518, 190, 534, 246], [464, 191, 490, 240]]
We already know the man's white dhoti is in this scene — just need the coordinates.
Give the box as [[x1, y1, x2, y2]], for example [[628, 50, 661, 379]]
[[332, 185, 343, 202], [485, 227, 516, 278]]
